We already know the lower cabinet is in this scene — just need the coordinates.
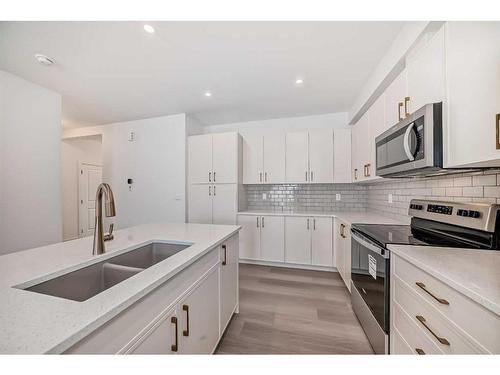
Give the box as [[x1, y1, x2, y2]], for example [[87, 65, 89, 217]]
[[65, 233, 239, 354], [334, 218, 351, 292], [188, 183, 238, 225]]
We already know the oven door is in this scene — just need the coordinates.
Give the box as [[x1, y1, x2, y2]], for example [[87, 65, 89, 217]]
[[350, 231, 390, 333]]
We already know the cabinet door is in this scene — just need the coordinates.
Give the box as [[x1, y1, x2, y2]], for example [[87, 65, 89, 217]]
[[334, 219, 343, 273], [243, 135, 263, 184], [263, 134, 286, 183], [406, 26, 446, 114], [285, 216, 311, 264], [188, 135, 212, 184], [220, 235, 238, 333], [212, 133, 238, 184], [445, 22, 500, 167], [260, 216, 285, 262], [128, 307, 178, 354], [333, 128, 351, 183], [351, 123, 360, 182], [286, 131, 309, 183], [384, 70, 408, 129], [368, 94, 385, 180], [352, 113, 370, 181], [237, 215, 260, 260], [311, 217, 333, 267], [212, 184, 237, 225], [179, 269, 220, 354], [344, 223, 352, 293], [309, 130, 334, 183], [188, 184, 212, 224]]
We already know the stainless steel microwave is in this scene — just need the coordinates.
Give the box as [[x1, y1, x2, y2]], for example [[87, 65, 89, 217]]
[[375, 102, 444, 178]]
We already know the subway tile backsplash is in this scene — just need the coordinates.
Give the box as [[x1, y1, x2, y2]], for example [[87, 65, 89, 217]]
[[245, 169, 500, 222]]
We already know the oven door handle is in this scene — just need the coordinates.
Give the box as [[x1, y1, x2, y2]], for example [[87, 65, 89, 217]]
[[403, 122, 416, 161], [351, 232, 390, 259]]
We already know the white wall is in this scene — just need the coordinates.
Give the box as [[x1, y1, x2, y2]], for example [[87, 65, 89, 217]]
[[60, 135, 102, 240], [63, 114, 187, 229], [0, 71, 62, 255], [202, 112, 349, 135]]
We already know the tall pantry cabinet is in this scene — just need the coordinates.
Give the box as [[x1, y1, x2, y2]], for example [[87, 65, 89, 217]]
[[188, 132, 242, 224]]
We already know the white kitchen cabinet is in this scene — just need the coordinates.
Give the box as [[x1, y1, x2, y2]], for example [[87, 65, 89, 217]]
[[406, 26, 446, 115], [445, 22, 500, 168], [367, 94, 386, 181], [188, 132, 239, 184], [351, 112, 370, 182], [286, 131, 309, 183], [285, 216, 311, 264], [384, 70, 408, 129], [237, 215, 261, 260], [334, 218, 351, 292], [309, 130, 334, 183], [238, 215, 284, 262], [188, 184, 213, 224], [212, 184, 238, 225], [311, 217, 333, 267], [179, 268, 220, 354], [220, 236, 239, 333], [333, 128, 352, 183], [243, 134, 286, 184]]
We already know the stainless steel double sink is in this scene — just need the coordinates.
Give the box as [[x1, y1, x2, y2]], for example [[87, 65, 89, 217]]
[[21, 242, 191, 302]]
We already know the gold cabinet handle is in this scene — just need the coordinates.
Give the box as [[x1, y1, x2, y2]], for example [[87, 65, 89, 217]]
[[261, 216, 265, 228], [496, 114, 500, 150], [416, 315, 450, 346], [305, 171, 308, 182], [311, 171, 314, 182], [259, 172, 263, 182], [313, 218, 316, 230], [256, 216, 260, 228], [264, 172, 268, 182], [182, 305, 190, 337], [307, 218, 310, 230], [209, 172, 211, 182], [415, 348, 425, 355], [416, 282, 449, 305], [398, 102, 404, 121], [208, 185, 211, 196], [222, 244, 227, 266], [404, 96, 410, 117], [171, 316, 178, 352], [213, 171, 216, 182], [366, 163, 371, 177], [354, 168, 358, 180], [213, 185, 216, 196]]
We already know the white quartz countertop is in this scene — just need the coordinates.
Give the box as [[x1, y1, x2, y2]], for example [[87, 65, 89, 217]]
[[388, 244, 500, 316], [0, 222, 240, 354], [238, 210, 407, 225]]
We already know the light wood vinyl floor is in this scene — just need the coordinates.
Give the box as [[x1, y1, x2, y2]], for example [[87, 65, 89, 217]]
[[215, 264, 374, 354]]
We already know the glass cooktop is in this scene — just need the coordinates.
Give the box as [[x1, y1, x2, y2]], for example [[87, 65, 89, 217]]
[[351, 224, 426, 248]]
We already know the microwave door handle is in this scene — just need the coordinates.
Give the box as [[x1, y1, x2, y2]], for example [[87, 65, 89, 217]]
[[403, 123, 416, 161], [351, 232, 389, 259]]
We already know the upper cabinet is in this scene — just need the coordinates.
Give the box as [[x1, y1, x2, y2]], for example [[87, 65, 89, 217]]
[[351, 112, 370, 182], [188, 133, 239, 184], [243, 134, 286, 184], [333, 128, 352, 183], [445, 22, 500, 168], [286, 131, 310, 183], [384, 70, 408, 129]]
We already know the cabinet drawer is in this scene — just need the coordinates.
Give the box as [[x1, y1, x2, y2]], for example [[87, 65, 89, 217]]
[[65, 247, 220, 354], [393, 255, 499, 353], [393, 275, 486, 354], [393, 301, 442, 355], [391, 326, 419, 355]]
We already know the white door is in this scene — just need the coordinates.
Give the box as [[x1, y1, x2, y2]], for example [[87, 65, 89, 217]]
[[243, 135, 263, 184], [237, 215, 260, 260], [188, 184, 212, 224], [406, 26, 446, 114], [78, 163, 103, 238], [384, 70, 408, 128], [311, 217, 333, 267], [212, 184, 237, 225], [286, 131, 309, 183], [212, 133, 238, 184], [128, 308, 178, 354], [188, 135, 212, 184], [179, 269, 220, 354], [445, 22, 500, 167], [285, 216, 311, 265], [368, 94, 385, 181], [260, 216, 285, 262], [220, 236, 238, 332], [308, 130, 334, 183], [263, 134, 286, 183], [333, 128, 352, 183]]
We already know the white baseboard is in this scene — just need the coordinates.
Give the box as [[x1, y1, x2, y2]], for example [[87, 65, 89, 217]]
[[239, 258, 338, 273]]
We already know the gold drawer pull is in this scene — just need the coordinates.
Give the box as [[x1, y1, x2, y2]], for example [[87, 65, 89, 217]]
[[416, 282, 449, 305], [416, 315, 450, 346], [496, 114, 500, 149], [171, 316, 178, 352], [415, 348, 425, 355], [182, 304, 190, 337]]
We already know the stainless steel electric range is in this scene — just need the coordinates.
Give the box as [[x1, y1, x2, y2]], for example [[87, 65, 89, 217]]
[[350, 199, 500, 354]]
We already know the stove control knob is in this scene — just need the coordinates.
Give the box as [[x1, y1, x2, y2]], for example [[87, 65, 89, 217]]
[[468, 210, 481, 218], [457, 209, 469, 217]]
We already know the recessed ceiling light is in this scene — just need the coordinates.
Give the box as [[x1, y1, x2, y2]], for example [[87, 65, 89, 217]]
[[35, 54, 54, 66], [295, 78, 304, 85], [143, 24, 155, 34], [204, 91, 212, 97]]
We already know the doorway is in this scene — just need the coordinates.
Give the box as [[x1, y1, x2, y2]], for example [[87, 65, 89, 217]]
[[78, 162, 103, 237]]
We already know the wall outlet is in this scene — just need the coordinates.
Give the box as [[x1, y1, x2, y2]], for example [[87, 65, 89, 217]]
[[336, 193, 341, 201], [388, 193, 393, 204], [262, 193, 267, 200]]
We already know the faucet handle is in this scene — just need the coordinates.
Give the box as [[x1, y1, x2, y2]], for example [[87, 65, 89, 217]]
[[104, 223, 114, 242]]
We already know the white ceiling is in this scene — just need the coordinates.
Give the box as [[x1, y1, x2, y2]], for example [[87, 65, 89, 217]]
[[0, 21, 406, 127]]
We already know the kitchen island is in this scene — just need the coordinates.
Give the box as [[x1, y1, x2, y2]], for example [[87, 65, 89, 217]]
[[0, 222, 240, 354]]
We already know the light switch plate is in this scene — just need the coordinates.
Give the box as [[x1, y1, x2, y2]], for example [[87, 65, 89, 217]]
[[388, 193, 393, 204], [336, 193, 341, 201]]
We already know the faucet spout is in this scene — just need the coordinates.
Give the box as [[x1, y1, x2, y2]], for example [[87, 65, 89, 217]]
[[93, 183, 116, 255]]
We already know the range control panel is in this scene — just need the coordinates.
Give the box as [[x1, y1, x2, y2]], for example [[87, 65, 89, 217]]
[[427, 204, 453, 215]]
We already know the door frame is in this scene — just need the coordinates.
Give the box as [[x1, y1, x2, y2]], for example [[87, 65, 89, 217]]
[[78, 161, 103, 238]]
